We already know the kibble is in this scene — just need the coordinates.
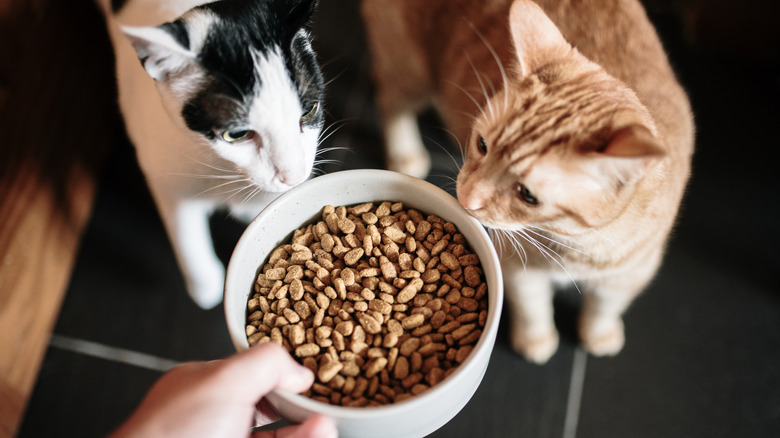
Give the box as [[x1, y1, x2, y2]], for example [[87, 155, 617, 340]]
[[245, 202, 488, 406]]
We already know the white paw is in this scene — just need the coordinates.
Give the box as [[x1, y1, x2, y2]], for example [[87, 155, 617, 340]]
[[580, 317, 625, 356], [184, 265, 226, 310], [511, 328, 560, 365], [387, 151, 431, 179], [384, 112, 431, 179]]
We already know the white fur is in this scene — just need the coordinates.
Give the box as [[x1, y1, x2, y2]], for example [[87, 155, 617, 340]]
[[384, 112, 431, 179], [212, 48, 317, 192], [99, 0, 320, 308]]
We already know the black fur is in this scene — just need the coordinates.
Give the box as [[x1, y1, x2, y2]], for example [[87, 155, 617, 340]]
[[160, 19, 190, 50], [170, 0, 323, 138]]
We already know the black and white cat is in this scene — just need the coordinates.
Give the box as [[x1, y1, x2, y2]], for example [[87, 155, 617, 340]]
[[99, 0, 325, 308]]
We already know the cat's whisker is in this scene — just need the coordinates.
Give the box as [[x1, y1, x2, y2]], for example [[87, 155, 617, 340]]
[[434, 175, 459, 194], [318, 54, 346, 71], [487, 228, 504, 260], [465, 53, 494, 119], [313, 156, 347, 175], [313, 118, 352, 173], [316, 144, 352, 156], [237, 185, 266, 209], [524, 225, 591, 257], [490, 228, 529, 273], [516, 228, 582, 293], [504, 230, 528, 266], [444, 80, 487, 120], [317, 119, 349, 145], [488, 228, 506, 256], [187, 177, 254, 200], [322, 67, 348, 88], [423, 134, 462, 174], [518, 228, 562, 264], [489, 229, 506, 259], [313, 158, 344, 169], [314, 153, 348, 165], [439, 127, 468, 165], [224, 181, 264, 207], [452, 109, 480, 124], [480, 72, 502, 115], [310, 168, 327, 177], [167, 172, 238, 180], [176, 151, 237, 175], [467, 20, 510, 112]]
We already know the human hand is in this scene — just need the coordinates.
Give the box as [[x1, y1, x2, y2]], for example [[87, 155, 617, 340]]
[[110, 342, 337, 438]]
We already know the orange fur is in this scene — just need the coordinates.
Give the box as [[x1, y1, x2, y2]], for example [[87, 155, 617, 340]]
[[362, 0, 694, 362]]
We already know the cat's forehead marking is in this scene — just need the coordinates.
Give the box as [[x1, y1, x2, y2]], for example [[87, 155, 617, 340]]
[[490, 73, 620, 168], [184, 10, 214, 54], [250, 47, 303, 128], [192, 2, 289, 98], [178, 0, 323, 141]]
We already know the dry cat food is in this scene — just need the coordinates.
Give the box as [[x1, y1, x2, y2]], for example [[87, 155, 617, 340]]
[[245, 201, 488, 407]]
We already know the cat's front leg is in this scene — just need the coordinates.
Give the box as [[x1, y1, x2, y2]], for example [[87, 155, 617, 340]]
[[155, 196, 225, 309], [361, 0, 432, 179], [503, 256, 559, 364], [578, 269, 653, 356], [578, 250, 662, 356], [578, 289, 630, 357], [383, 112, 431, 179]]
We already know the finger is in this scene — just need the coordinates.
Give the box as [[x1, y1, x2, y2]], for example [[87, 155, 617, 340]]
[[213, 342, 314, 403], [254, 398, 281, 427], [251, 414, 338, 438]]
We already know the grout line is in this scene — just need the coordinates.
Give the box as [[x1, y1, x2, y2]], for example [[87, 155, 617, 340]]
[[562, 348, 588, 438], [49, 334, 180, 373]]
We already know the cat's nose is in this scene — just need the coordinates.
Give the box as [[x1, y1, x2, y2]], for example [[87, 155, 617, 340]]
[[459, 196, 483, 211], [277, 169, 307, 186], [457, 188, 483, 211], [457, 180, 487, 211]]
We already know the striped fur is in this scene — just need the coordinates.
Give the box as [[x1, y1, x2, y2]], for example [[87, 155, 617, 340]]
[[362, 0, 694, 363]]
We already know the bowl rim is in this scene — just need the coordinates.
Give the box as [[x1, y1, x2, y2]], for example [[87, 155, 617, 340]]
[[224, 169, 504, 418]]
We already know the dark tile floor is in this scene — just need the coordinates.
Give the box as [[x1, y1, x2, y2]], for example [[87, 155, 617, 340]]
[[18, 1, 780, 437]]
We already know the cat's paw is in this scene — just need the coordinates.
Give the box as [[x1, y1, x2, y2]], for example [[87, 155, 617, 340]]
[[387, 151, 431, 179], [185, 266, 226, 310], [384, 112, 431, 179], [579, 317, 625, 356], [511, 329, 560, 364]]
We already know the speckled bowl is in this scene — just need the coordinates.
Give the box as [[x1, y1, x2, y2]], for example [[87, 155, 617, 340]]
[[224, 169, 503, 438]]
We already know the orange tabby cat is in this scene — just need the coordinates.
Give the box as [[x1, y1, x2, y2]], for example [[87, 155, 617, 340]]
[[361, 0, 694, 363]]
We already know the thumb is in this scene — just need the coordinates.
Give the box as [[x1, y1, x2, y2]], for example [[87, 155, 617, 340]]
[[252, 414, 338, 438], [215, 342, 314, 403]]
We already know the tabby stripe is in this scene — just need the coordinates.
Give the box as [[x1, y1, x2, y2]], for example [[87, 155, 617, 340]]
[[557, 206, 594, 228]]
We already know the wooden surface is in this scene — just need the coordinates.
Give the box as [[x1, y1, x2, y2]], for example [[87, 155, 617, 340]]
[[0, 0, 117, 436]]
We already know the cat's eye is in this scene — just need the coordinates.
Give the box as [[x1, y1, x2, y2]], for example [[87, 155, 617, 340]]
[[477, 136, 488, 155], [517, 183, 538, 205], [222, 129, 254, 143], [300, 101, 319, 124]]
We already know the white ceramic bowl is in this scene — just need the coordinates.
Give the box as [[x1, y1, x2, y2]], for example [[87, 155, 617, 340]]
[[224, 169, 503, 438]]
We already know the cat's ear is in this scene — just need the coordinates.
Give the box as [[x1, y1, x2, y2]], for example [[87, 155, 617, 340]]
[[508, 0, 571, 76], [122, 21, 195, 82], [587, 125, 666, 185]]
